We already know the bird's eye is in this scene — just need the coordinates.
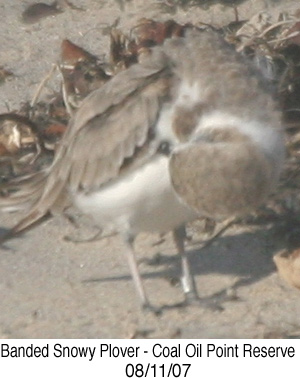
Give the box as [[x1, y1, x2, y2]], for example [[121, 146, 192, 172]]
[[158, 141, 171, 156]]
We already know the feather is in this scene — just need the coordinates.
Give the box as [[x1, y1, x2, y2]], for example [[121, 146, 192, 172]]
[[0, 44, 171, 236]]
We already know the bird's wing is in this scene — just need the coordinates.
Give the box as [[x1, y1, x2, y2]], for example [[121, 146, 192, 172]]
[[0, 48, 172, 235], [60, 69, 171, 192]]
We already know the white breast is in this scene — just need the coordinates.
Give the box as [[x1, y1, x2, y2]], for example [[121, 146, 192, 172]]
[[74, 155, 197, 236]]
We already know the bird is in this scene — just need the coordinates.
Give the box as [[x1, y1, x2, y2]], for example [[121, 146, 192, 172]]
[[0, 28, 285, 311]]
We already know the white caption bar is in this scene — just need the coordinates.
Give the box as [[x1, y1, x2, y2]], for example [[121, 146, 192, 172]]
[[0, 339, 298, 377]]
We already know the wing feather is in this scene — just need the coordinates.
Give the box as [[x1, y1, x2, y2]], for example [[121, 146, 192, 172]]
[[0, 48, 171, 235]]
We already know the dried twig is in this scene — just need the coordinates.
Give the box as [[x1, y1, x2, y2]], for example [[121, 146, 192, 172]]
[[30, 64, 58, 108]]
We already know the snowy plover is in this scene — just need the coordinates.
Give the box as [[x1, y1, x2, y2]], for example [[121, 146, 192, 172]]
[[0, 29, 285, 310]]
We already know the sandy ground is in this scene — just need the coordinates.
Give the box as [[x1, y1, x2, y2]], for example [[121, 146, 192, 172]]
[[0, 0, 300, 339]]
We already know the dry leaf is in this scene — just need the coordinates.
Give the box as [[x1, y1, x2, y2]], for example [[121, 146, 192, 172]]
[[285, 22, 300, 46], [132, 18, 187, 46], [61, 39, 98, 67], [60, 40, 110, 108], [109, 29, 137, 70], [42, 123, 67, 150], [109, 19, 191, 72]]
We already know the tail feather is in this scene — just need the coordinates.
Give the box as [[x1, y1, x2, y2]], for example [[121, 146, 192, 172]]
[[0, 210, 51, 243], [0, 171, 48, 212], [0, 168, 66, 242]]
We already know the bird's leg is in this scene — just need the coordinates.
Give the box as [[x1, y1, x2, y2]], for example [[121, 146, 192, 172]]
[[124, 234, 160, 314], [173, 226, 223, 311], [173, 226, 198, 303]]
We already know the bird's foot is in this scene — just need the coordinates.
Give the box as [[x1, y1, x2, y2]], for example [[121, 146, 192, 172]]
[[184, 287, 241, 312], [141, 302, 162, 316], [184, 292, 224, 312]]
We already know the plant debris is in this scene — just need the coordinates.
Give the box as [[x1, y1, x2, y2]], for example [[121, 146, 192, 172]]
[[60, 40, 110, 110], [2, 14, 300, 174]]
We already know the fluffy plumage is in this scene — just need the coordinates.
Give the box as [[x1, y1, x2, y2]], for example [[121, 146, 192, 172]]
[[0, 29, 285, 310]]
